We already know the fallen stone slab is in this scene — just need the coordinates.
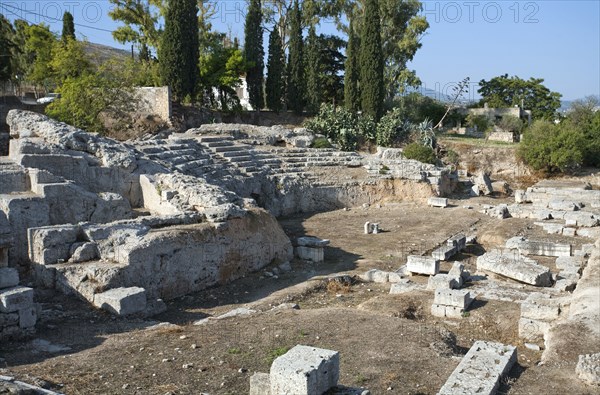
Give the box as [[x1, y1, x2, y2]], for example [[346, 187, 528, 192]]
[[296, 246, 325, 263], [521, 295, 560, 321], [518, 317, 551, 341], [270, 345, 339, 395], [555, 256, 585, 271], [519, 240, 571, 257], [389, 279, 419, 294], [428, 197, 448, 208], [476, 250, 553, 287], [250, 372, 271, 395], [0, 286, 34, 313], [437, 341, 517, 395], [407, 255, 439, 276], [432, 245, 457, 261], [93, 287, 147, 316], [447, 234, 466, 251], [359, 269, 389, 283], [473, 171, 494, 196], [297, 237, 330, 248], [431, 303, 465, 319], [576, 353, 600, 385], [434, 289, 472, 309], [0, 375, 66, 395], [427, 274, 461, 290]]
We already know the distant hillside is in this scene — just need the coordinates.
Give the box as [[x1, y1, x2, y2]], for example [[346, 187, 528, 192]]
[[84, 42, 131, 65], [560, 95, 600, 112]]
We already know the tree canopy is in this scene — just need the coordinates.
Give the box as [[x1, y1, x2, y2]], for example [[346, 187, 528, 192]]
[[61, 11, 76, 42], [478, 74, 562, 120], [359, 0, 384, 121], [244, 0, 265, 111]]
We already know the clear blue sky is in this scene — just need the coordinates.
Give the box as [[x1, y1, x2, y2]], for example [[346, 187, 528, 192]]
[[1, 0, 598, 100]]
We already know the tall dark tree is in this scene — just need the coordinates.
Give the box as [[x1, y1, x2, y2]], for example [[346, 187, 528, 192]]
[[344, 17, 360, 112], [287, 0, 304, 114], [0, 16, 16, 83], [265, 26, 285, 113], [359, 0, 384, 120], [305, 24, 321, 113], [318, 34, 346, 106], [62, 11, 76, 42], [158, 0, 199, 102], [244, 0, 264, 110]]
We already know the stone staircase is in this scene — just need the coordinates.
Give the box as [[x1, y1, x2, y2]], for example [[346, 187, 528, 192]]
[[198, 136, 283, 176]]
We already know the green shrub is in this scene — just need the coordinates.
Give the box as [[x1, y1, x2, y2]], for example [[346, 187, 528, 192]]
[[444, 149, 460, 166], [304, 103, 366, 151], [518, 120, 585, 172], [376, 107, 412, 147], [311, 136, 333, 149], [466, 114, 490, 133], [496, 115, 523, 133], [403, 142, 437, 164]]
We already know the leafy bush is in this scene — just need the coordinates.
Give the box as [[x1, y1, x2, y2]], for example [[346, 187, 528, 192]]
[[311, 136, 333, 149], [391, 92, 446, 124], [376, 107, 412, 147], [403, 142, 437, 164], [304, 103, 370, 151], [465, 114, 490, 133], [518, 120, 585, 172], [496, 115, 523, 133], [444, 149, 460, 166]]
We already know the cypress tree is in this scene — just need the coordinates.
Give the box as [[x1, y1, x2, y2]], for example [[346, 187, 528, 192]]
[[287, 0, 305, 115], [305, 24, 321, 114], [159, 0, 199, 102], [244, 0, 264, 111], [62, 11, 75, 42], [359, 0, 384, 120], [265, 26, 284, 113], [344, 17, 360, 112]]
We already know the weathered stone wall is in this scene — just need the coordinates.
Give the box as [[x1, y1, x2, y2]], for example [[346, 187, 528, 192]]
[[487, 131, 516, 143], [134, 87, 172, 124]]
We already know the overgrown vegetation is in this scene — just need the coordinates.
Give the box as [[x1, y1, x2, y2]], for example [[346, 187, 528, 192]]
[[519, 96, 600, 172], [402, 142, 436, 164]]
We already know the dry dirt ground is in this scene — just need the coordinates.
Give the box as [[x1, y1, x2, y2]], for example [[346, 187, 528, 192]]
[[1, 200, 598, 395]]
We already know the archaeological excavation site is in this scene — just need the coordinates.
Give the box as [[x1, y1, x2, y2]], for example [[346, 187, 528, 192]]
[[0, 109, 598, 394]]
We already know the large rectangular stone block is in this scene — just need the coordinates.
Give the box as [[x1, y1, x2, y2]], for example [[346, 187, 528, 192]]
[[0, 287, 34, 313], [407, 255, 439, 276], [270, 345, 339, 395], [476, 250, 553, 287], [428, 197, 448, 208], [437, 341, 517, 395], [447, 234, 466, 251], [250, 372, 271, 395], [518, 318, 551, 341], [432, 245, 457, 261], [93, 287, 147, 316], [296, 246, 324, 263], [520, 299, 560, 321], [427, 274, 460, 290], [434, 289, 472, 309], [18, 306, 37, 328], [0, 267, 19, 289], [519, 240, 571, 257]]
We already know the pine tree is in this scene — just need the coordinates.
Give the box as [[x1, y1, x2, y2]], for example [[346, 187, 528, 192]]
[[359, 0, 384, 120], [244, 0, 264, 111], [344, 17, 360, 112], [158, 0, 199, 102], [62, 11, 75, 42], [287, 0, 305, 115], [265, 26, 285, 113], [305, 24, 321, 114]]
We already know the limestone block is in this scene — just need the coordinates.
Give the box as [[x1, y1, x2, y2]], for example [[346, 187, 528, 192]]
[[296, 246, 324, 263], [69, 242, 99, 263], [555, 256, 584, 270], [428, 197, 448, 208], [576, 228, 600, 239], [250, 372, 271, 395], [437, 341, 517, 395], [0, 287, 34, 313], [564, 212, 599, 227], [18, 306, 37, 328], [548, 200, 580, 211], [515, 190, 530, 203], [432, 245, 457, 261], [387, 272, 404, 283], [430, 303, 447, 318], [521, 300, 560, 321], [407, 256, 439, 276], [519, 240, 571, 257], [427, 274, 459, 290], [576, 353, 600, 385], [518, 318, 551, 341], [477, 250, 553, 287], [554, 278, 578, 292], [0, 268, 19, 289], [389, 280, 418, 294], [93, 287, 147, 316], [562, 228, 576, 237], [297, 237, 330, 248], [28, 225, 79, 265], [270, 345, 339, 395], [434, 289, 472, 309], [360, 269, 388, 283], [448, 261, 468, 280], [447, 234, 466, 251], [474, 171, 494, 195], [90, 192, 133, 223]]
